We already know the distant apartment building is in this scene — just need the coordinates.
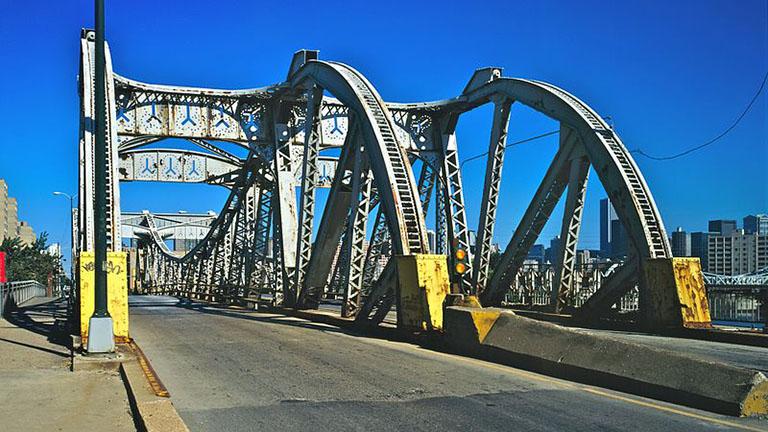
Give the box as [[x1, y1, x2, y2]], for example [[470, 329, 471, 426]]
[[0, 178, 35, 245], [0, 179, 7, 239], [706, 230, 768, 275], [708, 219, 737, 236], [599, 198, 628, 259], [17, 221, 35, 246], [670, 227, 691, 257], [6, 198, 19, 241], [744, 214, 768, 235]]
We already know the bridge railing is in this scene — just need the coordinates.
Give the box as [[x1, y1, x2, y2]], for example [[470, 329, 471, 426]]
[[501, 263, 640, 312], [0, 280, 48, 318], [707, 289, 765, 325], [501, 263, 766, 324]]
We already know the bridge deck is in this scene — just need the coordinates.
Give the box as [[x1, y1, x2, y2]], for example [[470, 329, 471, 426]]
[[129, 295, 766, 431]]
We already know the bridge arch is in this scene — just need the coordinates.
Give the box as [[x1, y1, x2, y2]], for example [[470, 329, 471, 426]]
[[448, 73, 671, 308], [287, 60, 429, 315], [290, 61, 429, 256]]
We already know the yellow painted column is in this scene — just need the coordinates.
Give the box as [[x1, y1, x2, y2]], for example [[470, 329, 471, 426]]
[[644, 257, 711, 329], [397, 254, 452, 331], [79, 252, 129, 343]]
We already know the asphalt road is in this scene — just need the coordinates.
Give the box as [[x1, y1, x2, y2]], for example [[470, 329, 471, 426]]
[[129, 296, 767, 432]]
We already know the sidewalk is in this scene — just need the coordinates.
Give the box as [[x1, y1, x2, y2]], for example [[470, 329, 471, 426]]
[[0, 298, 136, 432]]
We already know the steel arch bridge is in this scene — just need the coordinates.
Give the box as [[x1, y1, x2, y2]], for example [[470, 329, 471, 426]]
[[77, 29, 697, 328]]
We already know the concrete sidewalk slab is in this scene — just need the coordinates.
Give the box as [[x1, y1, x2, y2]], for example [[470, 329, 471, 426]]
[[0, 300, 136, 432]]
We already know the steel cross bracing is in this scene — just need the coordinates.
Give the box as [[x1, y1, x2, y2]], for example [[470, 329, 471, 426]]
[[293, 86, 324, 298], [703, 268, 768, 289], [80, 33, 679, 325], [438, 130, 473, 293], [472, 97, 513, 293], [552, 136, 591, 312], [340, 146, 374, 317]]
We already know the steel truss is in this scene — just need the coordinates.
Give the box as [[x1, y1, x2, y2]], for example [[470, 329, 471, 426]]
[[79, 33, 676, 326]]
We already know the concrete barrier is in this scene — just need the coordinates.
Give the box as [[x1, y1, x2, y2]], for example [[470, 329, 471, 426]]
[[444, 306, 768, 417]]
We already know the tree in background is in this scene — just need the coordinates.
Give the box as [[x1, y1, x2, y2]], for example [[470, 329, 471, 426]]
[[0, 232, 62, 284]]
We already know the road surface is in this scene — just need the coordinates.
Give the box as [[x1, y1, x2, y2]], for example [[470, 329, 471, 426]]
[[129, 296, 767, 432]]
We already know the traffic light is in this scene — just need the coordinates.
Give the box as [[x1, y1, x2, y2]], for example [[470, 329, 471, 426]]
[[452, 239, 468, 276]]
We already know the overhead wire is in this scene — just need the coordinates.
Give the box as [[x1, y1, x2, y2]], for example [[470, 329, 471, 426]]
[[458, 70, 767, 167], [630, 70, 767, 161]]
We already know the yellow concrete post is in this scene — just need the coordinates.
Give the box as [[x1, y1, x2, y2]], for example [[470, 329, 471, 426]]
[[78, 252, 129, 343], [396, 254, 451, 331], [644, 257, 711, 329]]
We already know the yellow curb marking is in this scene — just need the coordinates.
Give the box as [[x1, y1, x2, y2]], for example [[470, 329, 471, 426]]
[[129, 340, 170, 398]]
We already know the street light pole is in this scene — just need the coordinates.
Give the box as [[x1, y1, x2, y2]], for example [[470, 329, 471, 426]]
[[52, 192, 76, 283], [87, 0, 114, 353]]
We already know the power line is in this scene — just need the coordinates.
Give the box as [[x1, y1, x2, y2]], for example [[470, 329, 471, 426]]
[[459, 69, 767, 167], [631, 70, 768, 161], [459, 130, 559, 171]]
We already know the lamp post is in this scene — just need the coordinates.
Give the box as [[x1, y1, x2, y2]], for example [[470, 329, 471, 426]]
[[52, 192, 76, 284], [87, 0, 115, 353]]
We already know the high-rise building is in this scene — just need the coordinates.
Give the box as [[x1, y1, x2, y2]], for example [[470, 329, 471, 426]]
[[467, 230, 477, 253], [670, 227, 690, 257], [707, 231, 768, 275], [599, 198, 617, 255], [690, 232, 710, 270], [744, 214, 768, 235], [610, 219, 628, 258], [544, 236, 562, 264], [427, 229, 436, 253], [17, 221, 35, 246], [576, 249, 592, 265], [527, 244, 545, 263], [708, 219, 737, 236], [600, 198, 628, 258], [0, 179, 8, 240], [6, 197, 19, 241]]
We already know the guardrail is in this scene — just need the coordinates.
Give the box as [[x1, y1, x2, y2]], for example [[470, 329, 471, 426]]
[[0, 280, 48, 318], [707, 289, 766, 325], [500, 263, 766, 325]]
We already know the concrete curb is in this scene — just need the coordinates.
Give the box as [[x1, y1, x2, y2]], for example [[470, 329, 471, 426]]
[[444, 306, 768, 417], [278, 307, 355, 328], [120, 345, 189, 432]]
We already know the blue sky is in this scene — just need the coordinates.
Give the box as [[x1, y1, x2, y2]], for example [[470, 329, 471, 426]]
[[0, 0, 766, 269]]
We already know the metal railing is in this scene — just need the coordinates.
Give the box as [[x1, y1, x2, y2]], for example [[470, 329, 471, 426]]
[[0, 280, 48, 318], [707, 289, 765, 325], [502, 263, 766, 325], [502, 263, 640, 312]]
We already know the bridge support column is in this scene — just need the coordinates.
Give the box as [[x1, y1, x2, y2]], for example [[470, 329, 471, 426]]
[[79, 252, 129, 346], [397, 254, 452, 331], [642, 257, 711, 329]]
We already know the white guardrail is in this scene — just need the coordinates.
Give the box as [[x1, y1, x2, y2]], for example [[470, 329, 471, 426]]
[[0, 280, 48, 318]]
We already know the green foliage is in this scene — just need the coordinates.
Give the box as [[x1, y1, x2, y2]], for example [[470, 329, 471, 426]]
[[0, 232, 62, 284]]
